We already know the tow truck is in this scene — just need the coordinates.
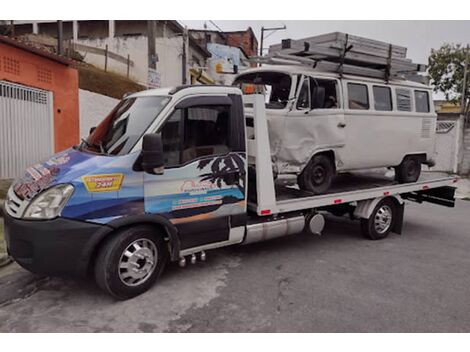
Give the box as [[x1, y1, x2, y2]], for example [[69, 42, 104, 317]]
[[4, 86, 458, 299]]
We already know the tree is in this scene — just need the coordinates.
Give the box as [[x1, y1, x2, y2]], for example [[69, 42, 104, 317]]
[[428, 43, 469, 112]]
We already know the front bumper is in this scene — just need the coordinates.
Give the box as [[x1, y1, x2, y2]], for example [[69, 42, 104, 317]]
[[4, 212, 107, 277]]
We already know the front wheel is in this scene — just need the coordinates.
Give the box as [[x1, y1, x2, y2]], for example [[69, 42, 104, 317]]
[[360, 198, 396, 240], [298, 154, 335, 194], [94, 225, 168, 300]]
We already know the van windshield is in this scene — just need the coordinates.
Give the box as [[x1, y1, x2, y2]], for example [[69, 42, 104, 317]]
[[233, 72, 292, 109], [81, 96, 170, 156]]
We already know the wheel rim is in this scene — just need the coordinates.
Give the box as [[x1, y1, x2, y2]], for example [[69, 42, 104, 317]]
[[374, 205, 393, 234], [118, 238, 158, 287], [311, 165, 326, 185]]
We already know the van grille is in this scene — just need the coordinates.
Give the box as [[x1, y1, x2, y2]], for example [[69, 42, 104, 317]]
[[421, 118, 433, 139], [4, 186, 29, 219]]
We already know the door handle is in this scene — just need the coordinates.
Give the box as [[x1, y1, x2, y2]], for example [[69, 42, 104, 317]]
[[337, 122, 346, 128]]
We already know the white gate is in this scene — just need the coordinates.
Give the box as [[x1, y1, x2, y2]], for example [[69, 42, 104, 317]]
[[0, 81, 54, 179], [433, 119, 459, 173]]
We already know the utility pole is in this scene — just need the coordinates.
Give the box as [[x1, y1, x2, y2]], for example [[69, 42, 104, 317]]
[[182, 26, 189, 85], [260, 25, 286, 57], [57, 20, 64, 56], [147, 20, 157, 70], [9, 20, 15, 37]]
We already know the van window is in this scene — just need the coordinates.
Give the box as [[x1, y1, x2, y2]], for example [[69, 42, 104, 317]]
[[373, 86, 392, 111], [348, 83, 369, 110], [396, 88, 412, 112], [296, 77, 338, 110], [161, 105, 231, 166], [415, 90, 430, 113], [233, 72, 292, 109]]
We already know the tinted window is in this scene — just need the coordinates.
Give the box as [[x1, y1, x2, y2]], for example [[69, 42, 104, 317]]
[[373, 86, 392, 111], [396, 88, 412, 111], [348, 83, 369, 110], [415, 90, 430, 113], [85, 96, 170, 155], [160, 105, 231, 166]]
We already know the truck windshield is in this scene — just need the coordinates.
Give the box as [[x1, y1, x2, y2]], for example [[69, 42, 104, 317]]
[[233, 72, 292, 109], [82, 96, 170, 155]]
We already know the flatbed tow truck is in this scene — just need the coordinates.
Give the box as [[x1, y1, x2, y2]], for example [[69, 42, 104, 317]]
[[4, 87, 458, 299]]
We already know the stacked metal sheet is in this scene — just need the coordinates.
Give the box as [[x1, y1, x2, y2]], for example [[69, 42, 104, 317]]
[[265, 32, 426, 82]]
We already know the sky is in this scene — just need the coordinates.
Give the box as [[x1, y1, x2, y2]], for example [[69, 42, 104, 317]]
[[181, 20, 470, 65]]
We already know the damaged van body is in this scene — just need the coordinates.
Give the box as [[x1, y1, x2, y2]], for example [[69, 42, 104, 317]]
[[233, 65, 437, 194]]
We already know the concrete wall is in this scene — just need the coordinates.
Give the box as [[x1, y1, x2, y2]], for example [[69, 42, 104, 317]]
[[461, 124, 470, 175], [79, 89, 118, 139], [75, 35, 186, 88]]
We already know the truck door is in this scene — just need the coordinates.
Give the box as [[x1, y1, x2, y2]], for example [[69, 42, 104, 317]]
[[144, 95, 247, 250]]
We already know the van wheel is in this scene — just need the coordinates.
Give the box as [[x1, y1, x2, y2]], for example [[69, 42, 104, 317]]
[[361, 198, 396, 240], [94, 225, 168, 300], [395, 155, 421, 183], [298, 154, 335, 194]]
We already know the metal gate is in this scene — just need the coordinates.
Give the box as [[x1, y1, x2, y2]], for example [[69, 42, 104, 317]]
[[0, 81, 54, 179]]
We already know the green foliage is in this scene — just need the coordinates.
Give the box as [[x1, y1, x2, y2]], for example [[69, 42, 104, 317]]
[[428, 43, 469, 104]]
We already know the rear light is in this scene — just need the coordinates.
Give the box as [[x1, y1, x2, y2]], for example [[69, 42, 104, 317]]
[[260, 209, 271, 215]]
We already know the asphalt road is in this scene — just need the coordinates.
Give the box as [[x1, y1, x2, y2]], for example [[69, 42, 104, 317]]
[[0, 200, 469, 332]]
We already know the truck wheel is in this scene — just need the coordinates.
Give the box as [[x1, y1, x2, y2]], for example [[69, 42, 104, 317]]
[[94, 225, 168, 300], [395, 155, 421, 183], [360, 198, 396, 240], [298, 154, 335, 194]]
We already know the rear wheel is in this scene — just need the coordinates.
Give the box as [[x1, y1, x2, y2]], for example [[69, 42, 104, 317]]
[[395, 155, 422, 183], [298, 154, 335, 194], [94, 225, 168, 300], [361, 198, 396, 240]]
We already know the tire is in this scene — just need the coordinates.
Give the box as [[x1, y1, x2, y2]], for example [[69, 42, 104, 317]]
[[360, 198, 396, 240], [395, 155, 422, 183], [94, 225, 168, 300], [298, 154, 335, 194]]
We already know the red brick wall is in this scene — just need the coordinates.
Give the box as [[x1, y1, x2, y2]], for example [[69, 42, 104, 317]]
[[0, 43, 79, 152], [226, 29, 258, 57]]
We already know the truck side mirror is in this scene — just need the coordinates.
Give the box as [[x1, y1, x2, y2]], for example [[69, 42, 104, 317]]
[[311, 86, 326, 109], [142, 134, 164, 175]]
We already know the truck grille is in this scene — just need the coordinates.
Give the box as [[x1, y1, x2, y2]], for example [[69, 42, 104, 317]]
[[4, 186, 28, 219]]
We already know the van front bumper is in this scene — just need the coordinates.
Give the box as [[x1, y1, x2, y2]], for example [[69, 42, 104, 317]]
[[3, 212, 108, 277]]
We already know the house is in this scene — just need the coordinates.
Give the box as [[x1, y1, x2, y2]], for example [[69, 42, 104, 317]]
[[5, 21, 212, 88], [0, 35, 79, 178]]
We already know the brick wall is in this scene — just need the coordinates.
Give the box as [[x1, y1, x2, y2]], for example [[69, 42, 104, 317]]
[[226, 28, 258, 57]]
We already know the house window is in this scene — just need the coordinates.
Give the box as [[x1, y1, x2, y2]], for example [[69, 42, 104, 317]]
[[348, 83, 369, 110], [373, 86, 392, 111], [396, 88, 412, 112], [415, 90, 430, 113]]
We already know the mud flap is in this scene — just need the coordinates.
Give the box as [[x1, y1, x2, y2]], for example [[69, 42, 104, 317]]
[[392, 202, 404, 235]]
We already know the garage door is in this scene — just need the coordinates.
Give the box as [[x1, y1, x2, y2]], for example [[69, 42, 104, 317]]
[[0, 80, 54, 179]]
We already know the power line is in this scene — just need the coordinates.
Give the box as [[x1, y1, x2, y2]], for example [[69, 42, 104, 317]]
[[209, 20, 223, 32]]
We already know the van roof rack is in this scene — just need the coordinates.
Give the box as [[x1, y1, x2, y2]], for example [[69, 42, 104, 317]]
[[255, 32, 427, 83]]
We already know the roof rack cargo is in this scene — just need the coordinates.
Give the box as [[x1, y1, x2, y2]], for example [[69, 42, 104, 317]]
[[257, 32, 426, 83]]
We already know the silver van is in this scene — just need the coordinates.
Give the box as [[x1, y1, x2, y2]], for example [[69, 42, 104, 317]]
[[234, 65, 436, 194]]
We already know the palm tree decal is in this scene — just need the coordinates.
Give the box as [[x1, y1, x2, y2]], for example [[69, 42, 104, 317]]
[[197, 153, 246, 195]]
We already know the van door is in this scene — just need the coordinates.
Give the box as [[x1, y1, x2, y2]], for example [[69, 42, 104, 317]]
[[283, 75, 346, 172], [144, 95, 247, 250]]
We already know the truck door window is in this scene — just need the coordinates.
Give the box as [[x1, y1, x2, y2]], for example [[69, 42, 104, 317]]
[[348, 83, 369, 110], [396, 88, 412, 112], [414, 90, 430, 113], [296, 78, 310, 110], [373, 86, 392, 111], [160, 105, 231, 166]]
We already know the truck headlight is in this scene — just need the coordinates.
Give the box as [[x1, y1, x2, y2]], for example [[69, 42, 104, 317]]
[[23, 184, 74, 220]]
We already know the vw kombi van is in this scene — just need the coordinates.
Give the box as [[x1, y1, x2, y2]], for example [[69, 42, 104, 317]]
[[233, 65, 437, 194]]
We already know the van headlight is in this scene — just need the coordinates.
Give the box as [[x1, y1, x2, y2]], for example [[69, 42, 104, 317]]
[[23, 184, 74, 220]]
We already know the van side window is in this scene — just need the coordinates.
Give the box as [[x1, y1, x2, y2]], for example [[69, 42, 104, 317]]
[[415, 90, 430, 113], [396, 88, 412, 111], [160, 105, 231, 166], [297, 77, 338, 110], [348, 83, 369, 110], [373, 86, 392, 111]]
